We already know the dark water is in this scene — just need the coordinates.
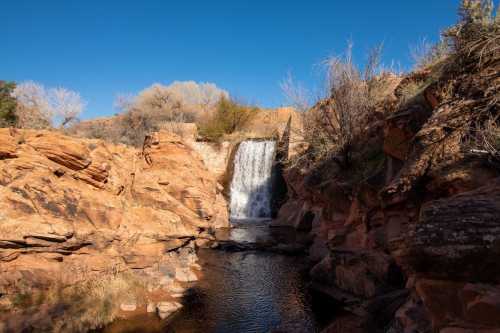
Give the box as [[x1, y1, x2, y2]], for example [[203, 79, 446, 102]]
[[166, 249, 319, 333], [101, 221, 325, 333]]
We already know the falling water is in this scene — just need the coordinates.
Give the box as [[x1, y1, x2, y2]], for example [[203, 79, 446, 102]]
[[230, 140, 276, 219]]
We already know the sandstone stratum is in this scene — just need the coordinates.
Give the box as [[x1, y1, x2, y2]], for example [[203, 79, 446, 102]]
[[274, 53, 500, 331], [0, 128, 228, 331]]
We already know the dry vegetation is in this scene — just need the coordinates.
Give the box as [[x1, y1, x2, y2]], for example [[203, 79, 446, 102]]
[[283, 0, 499, 181], [11, 81, 85, 129], [3, 270, 149, 332], [282, 43, 396, 172], [67, 82, 229, 146], [442, 0, 500, 163], [197, 97, 259, 141]]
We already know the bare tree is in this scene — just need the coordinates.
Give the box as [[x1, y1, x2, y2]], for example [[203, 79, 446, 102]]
[[50, 87, 85, 127], [74, 81, 229, 145], [11, 81, 52, 128], [167, 81, 229, 109], [12, 81, 85, 128], [12, 81, 51, 116]]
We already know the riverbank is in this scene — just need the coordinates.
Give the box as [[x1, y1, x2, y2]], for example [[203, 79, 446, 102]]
[[98, 220, 332, 333]]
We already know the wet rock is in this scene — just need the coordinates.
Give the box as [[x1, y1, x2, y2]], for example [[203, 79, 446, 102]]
[[167, 282, 186, 294], [156, 301, 182, 319], [190, 263, 202, 270], [147, 302, 156, 313], [120, 301, 137, 312], [175, 267, 198, 282]]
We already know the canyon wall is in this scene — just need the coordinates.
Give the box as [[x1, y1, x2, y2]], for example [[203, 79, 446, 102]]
[[276, 69, 500, 332], [0, 129, 228, 331]]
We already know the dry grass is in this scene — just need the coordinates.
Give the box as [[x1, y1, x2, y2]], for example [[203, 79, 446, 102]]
[[467, 116, 500, 167], [410, 37, 450, 71], [5, 269, 149, 333]]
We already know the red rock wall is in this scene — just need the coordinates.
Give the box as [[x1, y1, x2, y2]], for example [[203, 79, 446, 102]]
[[277, 71, 500, 332]]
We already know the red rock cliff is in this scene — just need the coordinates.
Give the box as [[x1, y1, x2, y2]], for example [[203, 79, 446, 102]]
[[275, 66, 500, 333], [0, 129, 228, 331]]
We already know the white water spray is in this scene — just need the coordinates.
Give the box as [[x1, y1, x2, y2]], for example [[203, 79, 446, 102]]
[[230, 140, 276, 219]]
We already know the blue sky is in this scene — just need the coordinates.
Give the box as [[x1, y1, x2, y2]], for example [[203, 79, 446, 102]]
[[2, 1, 463, 119]]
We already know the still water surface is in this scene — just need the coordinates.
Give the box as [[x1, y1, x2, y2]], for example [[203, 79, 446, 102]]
[[101, 221, 324, 333]]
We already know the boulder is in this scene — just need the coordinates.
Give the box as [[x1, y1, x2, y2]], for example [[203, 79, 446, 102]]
[[401, 179, 500, 283]]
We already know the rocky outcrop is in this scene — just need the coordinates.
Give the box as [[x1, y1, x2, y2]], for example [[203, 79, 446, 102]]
[[189, 140, 233, 181], [0, 129, 228, 331], [277, 67, 500, 332]]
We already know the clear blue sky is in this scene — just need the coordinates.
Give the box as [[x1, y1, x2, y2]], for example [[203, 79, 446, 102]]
[[3, 0, 463, 119]]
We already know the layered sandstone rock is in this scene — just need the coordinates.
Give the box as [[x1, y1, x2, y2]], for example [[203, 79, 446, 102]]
[[277, 67, 500, 332], [0, 129, 228, 331]]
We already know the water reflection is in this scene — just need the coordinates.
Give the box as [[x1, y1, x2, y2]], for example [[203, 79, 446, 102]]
[[101, 222, 322, 333], [164, 249, 319, 333]]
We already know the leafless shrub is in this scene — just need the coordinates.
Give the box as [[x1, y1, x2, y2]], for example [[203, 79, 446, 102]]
[[115, 86, 203, 145], [280, 72, 312, 113], [468, 116, 500, 167], [313, 44, 383, 165], [443, 0, 499, 70], [79, 82, 228, 145], [410, 37, 450, 70], [281, 44, 389, 169]]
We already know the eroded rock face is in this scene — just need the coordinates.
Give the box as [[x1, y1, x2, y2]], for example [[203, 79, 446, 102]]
[[277, 68, 500, 332], [0, 129, 228, 330], [401, 179, 500, 283]]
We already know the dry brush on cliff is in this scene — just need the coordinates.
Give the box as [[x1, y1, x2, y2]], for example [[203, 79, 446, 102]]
[[275, 2, 500, 332], [282, 44, 402, 177]]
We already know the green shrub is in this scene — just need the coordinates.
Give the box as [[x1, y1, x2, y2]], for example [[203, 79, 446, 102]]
[[0, 81, 17, 127], [198, 97, 257, 141], [12, 292, 33, 309]]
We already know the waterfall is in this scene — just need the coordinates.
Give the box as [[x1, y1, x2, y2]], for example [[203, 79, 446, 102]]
[[230, 140, 276, 219]]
